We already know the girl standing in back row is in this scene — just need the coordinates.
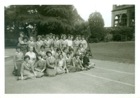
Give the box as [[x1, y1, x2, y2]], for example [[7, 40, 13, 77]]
[[13, 47, 24, 76]]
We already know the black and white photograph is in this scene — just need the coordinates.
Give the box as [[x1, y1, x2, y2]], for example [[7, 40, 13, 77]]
[[1, 0, 139, 97]]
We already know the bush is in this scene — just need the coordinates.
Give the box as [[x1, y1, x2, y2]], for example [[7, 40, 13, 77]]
[[105, 27, 135, 41], [104, 33, 113, 42]]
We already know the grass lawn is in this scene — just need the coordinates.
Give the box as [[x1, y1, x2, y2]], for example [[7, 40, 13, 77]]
[[89, 41, 135, 64]]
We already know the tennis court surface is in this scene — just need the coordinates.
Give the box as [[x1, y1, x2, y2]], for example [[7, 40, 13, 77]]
[[5, 57, 134, 94]]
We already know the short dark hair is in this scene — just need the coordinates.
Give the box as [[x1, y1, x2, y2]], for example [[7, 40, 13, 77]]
[[19, 31, 24, 35], [40, 45, 45, 49], [46, 51, 52, 56], [23, 37, 28, 41], [24, 55, 30, 60], [56, 48, 61, 52], [74, 53, 80, 57], [66, 52, 70, 55], [37, 54, 43, 58]]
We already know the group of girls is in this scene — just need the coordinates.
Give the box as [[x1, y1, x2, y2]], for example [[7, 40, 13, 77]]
[[13, 31, 95, 80]]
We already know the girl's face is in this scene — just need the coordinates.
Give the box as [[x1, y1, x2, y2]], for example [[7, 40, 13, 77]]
[[70, 36, 73, 40], [41, 47, 45, 51], [59, 55, 63, 59], [49, 35, 52, 39], [52, 36, 55, 39], [29, 47, 33, 52], [79, 36, 81, 40], [23, 39, 27, 42], [48, 53, 52, 57], [16, 48, 20, 52], [82, 37, 85, 40], [42, 38, 45, 41], [30, 37, 34, 41], [80, 44, 83, 48], [56, 36, 59, 40], [38, 37, 41, 41], [67, 53, 70, 57], [68, 36, 71, 39], [85, 53, 89, 57], [64, 48, 68, 53], [63, 36, 66, 40], [76, 55, 79, 59], [58, 51, 61, 54], [38, 56, 42, 60], [50, 46, 53, 50], [20, 33, 24, 37], [25, 58, 30, 62], [76, 37, 78, 40]]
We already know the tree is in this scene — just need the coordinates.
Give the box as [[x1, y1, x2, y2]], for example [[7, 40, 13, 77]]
[[88, 12, 105, 42], [5, 5, 83, 35], [73, 21, 91, 39]]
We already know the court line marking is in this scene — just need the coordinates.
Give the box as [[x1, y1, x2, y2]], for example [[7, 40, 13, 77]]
[[79, 72, 135, 87], [95, 66, 134, 75]]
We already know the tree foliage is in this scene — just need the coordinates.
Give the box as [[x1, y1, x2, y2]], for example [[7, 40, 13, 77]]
[[88, 12, 105, 42], [5, 5, 83, 36]]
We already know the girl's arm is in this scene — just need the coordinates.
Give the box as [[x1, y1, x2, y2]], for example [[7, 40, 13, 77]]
[[46, 59, 54, 69], [63, 60, 67, 70], [20, 63, 24, 80], [31, 62, 36, 76], [18, 37, 24, 44], [72, 58, 75, 67], [34, 62, 41, 72], [35, 42, 39, 54], [79, 59, 84, 68], [13, 55, 17, 69], [41, 61, 46, 72]]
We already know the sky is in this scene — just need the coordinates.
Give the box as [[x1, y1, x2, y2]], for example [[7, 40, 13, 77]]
[[73, 3, 112, 27]]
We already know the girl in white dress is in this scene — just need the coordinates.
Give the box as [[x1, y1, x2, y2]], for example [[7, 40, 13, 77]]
[[25, 46, 36, 66]]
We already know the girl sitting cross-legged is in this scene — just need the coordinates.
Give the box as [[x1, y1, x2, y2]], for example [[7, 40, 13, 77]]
[[18, 55, 37, 80], [34, 54, 46, 78], [56, 54, 68, 75], [82, 52, 95, 70], [45, 51, 57, 77]]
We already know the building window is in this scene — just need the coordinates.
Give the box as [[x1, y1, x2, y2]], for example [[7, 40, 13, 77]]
[[121, 14, 127, 26]]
